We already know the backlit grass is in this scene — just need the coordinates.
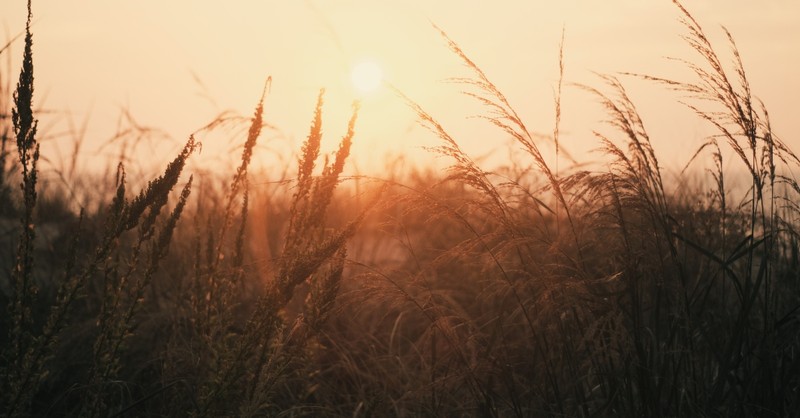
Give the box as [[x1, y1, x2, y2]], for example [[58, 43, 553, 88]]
[[1, 1, 798, 416]]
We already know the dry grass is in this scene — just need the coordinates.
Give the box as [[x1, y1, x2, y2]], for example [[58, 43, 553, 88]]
[[1, 1, 799, 417]]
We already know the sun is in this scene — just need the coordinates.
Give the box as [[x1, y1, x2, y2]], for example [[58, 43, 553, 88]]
[[351, 60, 383, 94]]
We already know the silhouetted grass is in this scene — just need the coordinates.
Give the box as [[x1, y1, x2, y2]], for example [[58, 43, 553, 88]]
[[1, 1, 798, 417]]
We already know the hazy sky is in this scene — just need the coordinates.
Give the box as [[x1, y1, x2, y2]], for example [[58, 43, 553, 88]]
[[2, 1, 798, 178]]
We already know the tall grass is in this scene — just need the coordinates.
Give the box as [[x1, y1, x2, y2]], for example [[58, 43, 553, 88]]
[[332, 2, 799, 416], [1, 0, 798, 416], [0, 2, 365, 416]]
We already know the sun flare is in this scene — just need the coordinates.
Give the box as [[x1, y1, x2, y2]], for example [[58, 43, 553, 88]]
[[351, 60, 383, 94]]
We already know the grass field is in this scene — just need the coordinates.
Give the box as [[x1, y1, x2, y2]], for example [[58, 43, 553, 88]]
[[2, 1, 799, 417]]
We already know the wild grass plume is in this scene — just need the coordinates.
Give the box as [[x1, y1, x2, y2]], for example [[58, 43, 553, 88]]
[[1, 1, 798, 417]]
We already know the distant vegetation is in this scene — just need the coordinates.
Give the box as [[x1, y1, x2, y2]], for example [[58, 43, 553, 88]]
[[1, 1, 798, 417]]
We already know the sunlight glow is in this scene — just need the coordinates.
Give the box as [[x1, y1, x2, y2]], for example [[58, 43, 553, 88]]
[[351, 60, 383, 93]]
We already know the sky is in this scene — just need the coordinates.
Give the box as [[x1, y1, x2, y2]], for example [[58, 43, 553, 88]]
[[2, 1, 799, 181]]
